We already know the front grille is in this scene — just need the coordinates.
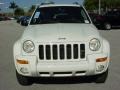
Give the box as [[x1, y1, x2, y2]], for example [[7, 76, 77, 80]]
[[39, 44, 85, 60]]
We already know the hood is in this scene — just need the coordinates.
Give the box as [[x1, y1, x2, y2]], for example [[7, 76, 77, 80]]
[[22, 23, 100, 42]]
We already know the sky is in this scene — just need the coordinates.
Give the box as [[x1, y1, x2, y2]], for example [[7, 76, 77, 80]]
[[0, 0, 84, 12]]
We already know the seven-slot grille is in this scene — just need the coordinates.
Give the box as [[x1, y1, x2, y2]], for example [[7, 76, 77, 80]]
[[39, 44, 85, 60]]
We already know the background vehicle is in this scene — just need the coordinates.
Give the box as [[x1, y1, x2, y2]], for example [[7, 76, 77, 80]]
[[0, 16, 11, 21], [0, 16, 4, 21], [104, 10, 120, 29], [17, 16, 31, 26], [17, 16, 24, 23], [21, 16, 31, 26], [89, 9, 120, 30]]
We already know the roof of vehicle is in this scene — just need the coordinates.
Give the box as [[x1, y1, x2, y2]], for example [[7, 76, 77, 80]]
[[39, 4, 81, 8]]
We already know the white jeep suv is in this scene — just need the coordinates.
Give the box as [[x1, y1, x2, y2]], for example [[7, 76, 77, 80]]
[[13, 4, 110, 85]]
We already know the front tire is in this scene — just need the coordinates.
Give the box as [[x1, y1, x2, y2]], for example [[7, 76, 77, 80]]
[[95, 69, 108, 83], [16, 71, 33, 86]]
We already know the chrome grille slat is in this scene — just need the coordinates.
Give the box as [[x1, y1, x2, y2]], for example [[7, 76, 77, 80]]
[[64, 44, 67, 59], [39, 43, 85, 60], [51, 45, 53, 60], [71, 44, 73, 59], [78, 44, 80, 59]]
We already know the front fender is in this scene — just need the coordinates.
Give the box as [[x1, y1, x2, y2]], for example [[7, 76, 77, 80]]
[[13, 40, 22, 69], [101, 38, 110, 72], [102, 38, 110, 58], [13, 40, 22, 58]]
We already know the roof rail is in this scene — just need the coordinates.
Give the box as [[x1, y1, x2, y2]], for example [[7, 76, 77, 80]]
[[73, 2, 79, 5], [41, 0, 55, 5]]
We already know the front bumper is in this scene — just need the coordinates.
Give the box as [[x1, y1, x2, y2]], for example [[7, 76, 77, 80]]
[[14, 52, 109, 77]]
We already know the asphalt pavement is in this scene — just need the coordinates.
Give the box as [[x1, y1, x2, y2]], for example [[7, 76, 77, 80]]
[[0, 21, 120, 90]]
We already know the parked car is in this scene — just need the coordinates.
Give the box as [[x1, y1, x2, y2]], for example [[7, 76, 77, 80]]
[[0, 16, 4, 21], [21, 16, 31, 26], [17, 16, 31, 26], [0, 16, 11, 21], [104, 10, 120, 29], [13, 4, 110, 85], [17, 16, 24, 23], [89, 9, 120, 30], [4, 16, 12, 20], [9, 17, 15, 20]]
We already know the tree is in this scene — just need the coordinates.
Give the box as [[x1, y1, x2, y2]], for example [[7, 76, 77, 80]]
[[14, 8, 25, 16], [28, 5, 36, 12], [27, 5, 36, 16], [84, 0, 120, 11], [84, 0, 98, 10], [9, 1, 18, 16]]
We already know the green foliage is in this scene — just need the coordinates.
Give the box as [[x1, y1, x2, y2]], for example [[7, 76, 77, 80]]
[[14, 8, 25, 16], [26, 5, 36, 16], [9, 1, 18, 16], [84, 0, 120, 10], [84, 0, 98, 10], [28, 5, 36, 12], [9, 1, 18, 10]]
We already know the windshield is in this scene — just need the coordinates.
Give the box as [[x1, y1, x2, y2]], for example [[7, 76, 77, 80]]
[[30, 6, 91, 25]]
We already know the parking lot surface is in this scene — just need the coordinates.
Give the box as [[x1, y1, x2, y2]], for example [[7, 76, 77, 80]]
[[0, 21, 120, 90]]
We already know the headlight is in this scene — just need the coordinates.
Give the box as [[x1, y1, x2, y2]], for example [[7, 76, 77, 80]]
[[89, 38, 101, 51], [23, 40, 35, 53]]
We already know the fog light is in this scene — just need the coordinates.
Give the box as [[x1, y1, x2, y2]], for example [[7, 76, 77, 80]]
[[96, 65, 105, 72], [20, 67, 29, 74]]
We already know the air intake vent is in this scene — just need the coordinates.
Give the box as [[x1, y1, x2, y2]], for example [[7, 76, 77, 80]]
[[39, 43, 85, 60]]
